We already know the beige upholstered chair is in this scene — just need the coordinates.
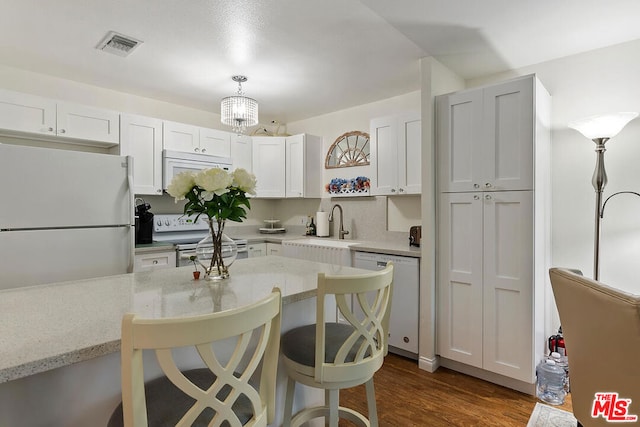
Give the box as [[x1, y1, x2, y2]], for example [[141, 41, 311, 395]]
[[549, 268, 640, 427], [281, 263, 393, 427], [108, 288, 281, 427]]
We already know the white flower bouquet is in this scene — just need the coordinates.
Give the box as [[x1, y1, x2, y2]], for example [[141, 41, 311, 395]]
[[167, 167, 256, 279]]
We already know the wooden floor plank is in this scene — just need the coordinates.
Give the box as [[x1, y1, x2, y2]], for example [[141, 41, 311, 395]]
[[336, 353, 573, 426]]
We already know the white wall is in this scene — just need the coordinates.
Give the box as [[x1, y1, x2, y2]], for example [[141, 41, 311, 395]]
[[419, 56, 465, 372], [467, 39, 640, 295], [286, 90, 422, 233]]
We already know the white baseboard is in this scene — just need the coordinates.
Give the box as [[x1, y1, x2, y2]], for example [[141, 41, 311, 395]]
[[438, 358, 536, 395], [418, 355, 440, 373]]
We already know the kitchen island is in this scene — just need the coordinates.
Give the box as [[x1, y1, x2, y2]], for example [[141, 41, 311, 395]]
[[0, 256, 367, 427]]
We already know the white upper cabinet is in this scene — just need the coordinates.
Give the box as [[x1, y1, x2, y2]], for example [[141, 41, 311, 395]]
[[252, 136, 286, 198], [230, 134, 252, 172], [120, 114, 163, 195], [0, 90, 56, 135], [285, 133, 322, 198], [0, 89, 120, 147], [56, 102, 120, 146], [199, 127, 232, 157], [163, 121, 232, 158], [437, 77, 534, 193], [370, 112, 421, 196], [252, 134, 322, 198]]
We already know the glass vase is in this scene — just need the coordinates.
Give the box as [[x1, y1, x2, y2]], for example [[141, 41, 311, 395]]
[[196, 218, 238, 280]]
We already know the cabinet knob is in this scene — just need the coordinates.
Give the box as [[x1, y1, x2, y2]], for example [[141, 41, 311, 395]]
[[153, 260, 158, 264], [485, 194, 492, 200], [59, 129, 66, 134], [194, 147, 199, 153], [474, 195, 480, 200], [403, 337, 410, 343], [474, 183, 480, 189], [48, 127, 54, 132], [484, 182, 492, 188], [201, 148, 207, 153], [390, 188, 396, 193], [399, 188, 405, 193], [156, 189, 162, 194]]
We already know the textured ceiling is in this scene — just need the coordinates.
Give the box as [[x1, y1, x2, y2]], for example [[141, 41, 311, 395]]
[[2, 0, 640, 125]]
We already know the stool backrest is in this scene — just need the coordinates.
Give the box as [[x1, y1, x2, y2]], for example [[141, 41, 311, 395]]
[[120, 288, 282, 427], [315, 263, 393, 383]]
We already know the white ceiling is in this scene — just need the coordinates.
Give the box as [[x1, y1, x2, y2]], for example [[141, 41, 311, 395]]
[[3, 0, 640, 125]]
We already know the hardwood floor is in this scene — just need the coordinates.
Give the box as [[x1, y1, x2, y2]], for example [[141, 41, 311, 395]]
[[338, 353, 573, 426]]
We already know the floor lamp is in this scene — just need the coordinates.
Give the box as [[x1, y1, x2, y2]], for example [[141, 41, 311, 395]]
[[568, 112, 639, 280]]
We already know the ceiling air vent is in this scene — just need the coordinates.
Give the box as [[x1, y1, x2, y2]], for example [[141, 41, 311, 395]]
[[96, 31, 142, 57]]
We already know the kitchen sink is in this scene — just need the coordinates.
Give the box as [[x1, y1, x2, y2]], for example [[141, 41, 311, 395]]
[[281, 238, 359, 266]]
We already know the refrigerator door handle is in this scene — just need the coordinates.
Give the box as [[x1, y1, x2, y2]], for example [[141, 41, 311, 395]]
[[126, 155, 135, 273]]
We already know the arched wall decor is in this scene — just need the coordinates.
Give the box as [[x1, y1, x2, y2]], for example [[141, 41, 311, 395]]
[[325, 131, 370, 169]]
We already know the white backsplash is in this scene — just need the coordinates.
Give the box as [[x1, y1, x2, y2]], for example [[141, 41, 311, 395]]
[[143, 193, 418, 245]]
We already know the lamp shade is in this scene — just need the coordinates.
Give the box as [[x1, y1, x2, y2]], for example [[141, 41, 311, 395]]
[[568, 112, 638, 140], [220, 95, 258, 132]]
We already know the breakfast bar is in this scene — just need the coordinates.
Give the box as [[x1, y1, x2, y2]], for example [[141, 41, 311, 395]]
[[0, 256, 368, 427]]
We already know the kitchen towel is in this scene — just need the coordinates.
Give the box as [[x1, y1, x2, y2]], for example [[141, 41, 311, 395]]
[[316, 211, 329, 237]]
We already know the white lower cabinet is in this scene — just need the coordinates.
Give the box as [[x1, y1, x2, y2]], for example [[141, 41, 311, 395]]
[[134, 250, 177, 272], [248, 243, 267, 257], [438, 191, 535, 382], [266, 243, 282, 256], [353, 251, 419, 358]]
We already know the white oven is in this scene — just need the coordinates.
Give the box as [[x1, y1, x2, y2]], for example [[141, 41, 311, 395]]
[[153, 214, 248, 267], [162, 150, 232, 190]]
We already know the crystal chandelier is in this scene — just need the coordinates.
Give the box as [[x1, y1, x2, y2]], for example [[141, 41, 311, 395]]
[[220, 75, 258, 135]]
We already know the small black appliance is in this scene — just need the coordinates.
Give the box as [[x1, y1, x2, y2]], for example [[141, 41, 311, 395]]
[[135, 198, 154, 244]]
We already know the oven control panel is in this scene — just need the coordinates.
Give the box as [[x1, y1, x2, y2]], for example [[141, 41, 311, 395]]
[[154, 214, 208, 232]]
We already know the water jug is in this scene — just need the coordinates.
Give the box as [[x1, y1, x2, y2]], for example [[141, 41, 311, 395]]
[[536, 359, 566, 405]]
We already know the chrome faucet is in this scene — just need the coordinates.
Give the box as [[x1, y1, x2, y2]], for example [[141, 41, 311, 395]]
[[328, 204, 349, 239]]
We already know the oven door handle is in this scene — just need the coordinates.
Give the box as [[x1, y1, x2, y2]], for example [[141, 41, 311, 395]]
[[179, 251, 197, 259]]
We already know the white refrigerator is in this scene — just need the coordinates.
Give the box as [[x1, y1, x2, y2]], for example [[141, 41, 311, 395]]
[[0, 143, 134, 290]]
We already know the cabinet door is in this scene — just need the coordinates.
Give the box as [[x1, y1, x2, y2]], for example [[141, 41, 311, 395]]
[[0, 89, 56, 136], [398, 113, 421, 194], [231, 135, 252, 172], [370, 116, 399, 195], [120, 114, 163, 195], [163, 121, 198, 152], [437, 90, 484, 192], [266, 243, 282, 256], [57, 102, 120, 145], [252, 137, 285, 198], [437, 192, 484, 368], [199, 127, 231, 157], [248, 243, 267, 257], [285, 134, 304, 197], [482, 191, 534, 382], [483, 78, 534, 191]]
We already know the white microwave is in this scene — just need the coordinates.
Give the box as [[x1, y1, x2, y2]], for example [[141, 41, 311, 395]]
[[163, 150, 232, 189]]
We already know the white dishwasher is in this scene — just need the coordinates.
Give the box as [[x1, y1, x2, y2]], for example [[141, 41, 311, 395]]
[[353, 251, 419, 359]]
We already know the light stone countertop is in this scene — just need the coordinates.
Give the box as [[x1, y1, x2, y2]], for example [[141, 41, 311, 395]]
[[227, 232, 422, 258], [0, 256, 367, 384]]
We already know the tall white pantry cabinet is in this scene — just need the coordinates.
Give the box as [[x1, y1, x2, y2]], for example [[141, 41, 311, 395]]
[[435, 74, 551, 389]]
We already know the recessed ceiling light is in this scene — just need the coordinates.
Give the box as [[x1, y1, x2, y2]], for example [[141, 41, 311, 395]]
[[96, 31, 143, 57]]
